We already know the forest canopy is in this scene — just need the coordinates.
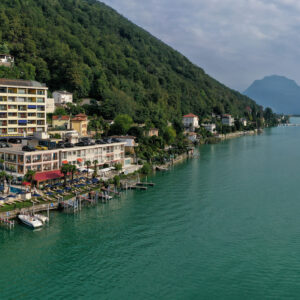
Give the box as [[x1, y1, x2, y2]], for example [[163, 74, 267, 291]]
[[0, 0, 261, 122]]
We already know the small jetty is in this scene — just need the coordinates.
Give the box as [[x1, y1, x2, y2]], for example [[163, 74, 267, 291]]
[[0, 217, 15, 229]]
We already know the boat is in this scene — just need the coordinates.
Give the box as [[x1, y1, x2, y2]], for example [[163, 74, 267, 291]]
[[100, 193, 112, 200], [34, 214, 49, 223], [18, 214, 43, 229]]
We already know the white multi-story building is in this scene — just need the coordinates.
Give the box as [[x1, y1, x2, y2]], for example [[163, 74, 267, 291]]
[[183, 113, 199, 131], [0, 79, 47, 137], [0, 141, 125, 185], [53, 91, 73, 105], [222, 114, 235, 126]]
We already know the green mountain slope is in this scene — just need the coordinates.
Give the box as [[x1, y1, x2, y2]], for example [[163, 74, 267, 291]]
[[0, 0, 259, 122]]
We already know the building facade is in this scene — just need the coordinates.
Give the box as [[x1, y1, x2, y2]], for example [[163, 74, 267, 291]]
[[0, 79, 47, 137], [183, 113, 199, 131], [46, 98, 55, 113], [71, 114, 88, 136], [0, 54, 14, 67], [52, 115, 70, 129], [202, 123, 216, 133], [222, 114, 235, 126], [53, 91, 73, 105], [0, 141, 125, 182]]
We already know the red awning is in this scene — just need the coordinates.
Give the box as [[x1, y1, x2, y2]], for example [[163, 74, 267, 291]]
[[77, 158, 83, 162], [34, 170, 64, 182], [62, 160, 68, 164], [22, 181, 31, 186]]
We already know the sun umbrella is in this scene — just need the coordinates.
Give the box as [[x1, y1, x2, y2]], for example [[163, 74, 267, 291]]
[[0, 197, 5, 200], [46, 192, 53, 196], [32, 193, 41, 197]]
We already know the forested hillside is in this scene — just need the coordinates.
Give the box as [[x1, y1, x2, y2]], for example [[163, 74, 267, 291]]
[[0, 0, 259, 122]]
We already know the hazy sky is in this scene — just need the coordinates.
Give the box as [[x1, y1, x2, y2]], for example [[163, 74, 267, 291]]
[[102, 0, 300, 91]]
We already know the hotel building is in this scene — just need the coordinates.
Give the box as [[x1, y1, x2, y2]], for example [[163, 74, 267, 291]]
[[0, 79, 47, 137], [0, 141, 125, 185]]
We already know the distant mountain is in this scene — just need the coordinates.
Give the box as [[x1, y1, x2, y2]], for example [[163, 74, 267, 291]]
[[244, 75, 300, 114]]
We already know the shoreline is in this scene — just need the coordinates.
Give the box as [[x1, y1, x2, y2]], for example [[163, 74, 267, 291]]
[[0, 130, 259, 222], [217, 129, 259, 140]]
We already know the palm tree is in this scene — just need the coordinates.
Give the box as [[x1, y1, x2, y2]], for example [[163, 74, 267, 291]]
[[69, 164, 77, 182], [61, 164, 70, 187], [24, 170, 36, 192], [0, 158, 4, 170], [0, 171, 7, 194], [85, 160, 91, 178], [6, 174, 13, 191], [93, 160, 98, 178]]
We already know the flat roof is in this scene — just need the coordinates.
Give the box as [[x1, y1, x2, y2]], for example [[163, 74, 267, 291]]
[[0, 79, 47, 88]]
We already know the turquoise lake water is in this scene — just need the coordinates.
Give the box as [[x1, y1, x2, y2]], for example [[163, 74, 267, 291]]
[[1, 121, 300, 299]]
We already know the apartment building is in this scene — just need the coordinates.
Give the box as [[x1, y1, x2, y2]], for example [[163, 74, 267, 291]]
[[0, 79, 47, 137], [0, 141, 125, 184]]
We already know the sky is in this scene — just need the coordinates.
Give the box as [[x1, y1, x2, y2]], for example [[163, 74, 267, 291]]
[[101, 0, 300, 92]]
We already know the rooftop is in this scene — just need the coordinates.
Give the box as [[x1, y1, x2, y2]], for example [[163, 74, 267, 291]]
[[0, 78, 46, 88], [72, 113, 87, 121], [52, 115, 70, 120], [183, 113, 198, 118], [54, 90, 72, 95]]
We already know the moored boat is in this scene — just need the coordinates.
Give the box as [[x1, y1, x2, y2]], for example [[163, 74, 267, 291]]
[[34, 214, 49, 223], [18, 214, 43, 229]]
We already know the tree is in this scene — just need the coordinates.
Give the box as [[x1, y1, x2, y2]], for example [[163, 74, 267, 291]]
[[110, 114, 133, 135], [85, 160, 91, 178], [163, 126, 176, 145], [53, 107, 67, 116], [114, 163, 122, 171], [88, 116, 102, 136], [60, 164, 71, 187], [24, 170, 36, 192], [0, 171, 7, 194], [69, 164, 77, 182], [113, 175, 120, 188], [93, 160, 98, 178]]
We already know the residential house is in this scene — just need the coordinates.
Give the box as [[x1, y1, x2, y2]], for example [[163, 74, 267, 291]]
[[187, 132, 198, 142], [222, 114, 235, 126], [202, 123, 216, 133], [0, 54, 14, 67], [52, 115, 70, 129], [71, 113, 88, 136], [53, 90, 73, 105], [240, 118, 247, 126], [183, 113, 199, 131], [146, 128, 159, 137]]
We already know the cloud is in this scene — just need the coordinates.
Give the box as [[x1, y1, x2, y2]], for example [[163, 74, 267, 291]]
[[101, 0, 300, 91]]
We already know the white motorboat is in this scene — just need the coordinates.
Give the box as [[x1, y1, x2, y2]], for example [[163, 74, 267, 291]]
[[34, 214, 49, 223], [100, 193, 112, 200], [18, 214, 43, 229]]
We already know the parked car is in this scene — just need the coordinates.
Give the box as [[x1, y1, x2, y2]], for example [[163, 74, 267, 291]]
[[75, 141, 85, 147], [56, 143, 65, 149], [8, 138, 20, 144], [64, 142, 74, 148], [22, 145, 35, 152], [35, 145, 48, 150]]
